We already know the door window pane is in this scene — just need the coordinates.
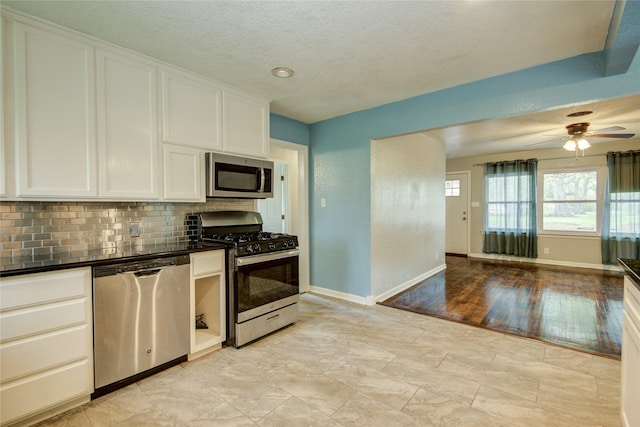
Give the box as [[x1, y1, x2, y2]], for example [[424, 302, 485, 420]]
[[445, 179, 460, 197]]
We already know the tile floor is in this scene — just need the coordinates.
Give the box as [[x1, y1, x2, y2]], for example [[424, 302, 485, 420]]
[[38, 293, 622, 426]]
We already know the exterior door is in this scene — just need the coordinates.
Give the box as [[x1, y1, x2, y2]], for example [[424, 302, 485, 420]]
[[445, 172, 469, 255]]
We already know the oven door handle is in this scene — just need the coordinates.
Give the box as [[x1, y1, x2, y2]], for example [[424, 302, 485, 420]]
[[236, 249, 300, 267]]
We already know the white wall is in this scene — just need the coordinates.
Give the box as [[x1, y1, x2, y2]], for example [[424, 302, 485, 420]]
[[371, 133, 446, 299], [446, 139, 639, 269]]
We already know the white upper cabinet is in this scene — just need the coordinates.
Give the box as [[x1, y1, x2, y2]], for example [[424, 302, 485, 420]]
[[13, 22, 97, 198], [0, 17, 6, 198], [162, 143, 204, 202], [97, 50, 159, 199], [3, 11, 270, 201], [222, 90, 269, 159], [161, 70, 222, 151]]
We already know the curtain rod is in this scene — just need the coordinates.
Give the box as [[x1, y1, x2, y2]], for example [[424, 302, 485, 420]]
[[472, 152, 604, 167]]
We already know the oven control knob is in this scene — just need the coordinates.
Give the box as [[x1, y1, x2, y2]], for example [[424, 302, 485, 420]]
[[245, 245, 254, 254], [288, 240, 296, 248], [268, 242, 276, 250], [254, 243, 261, 253]]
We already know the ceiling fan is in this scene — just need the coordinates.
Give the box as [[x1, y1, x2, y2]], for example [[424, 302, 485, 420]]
[[527, 122, 635, 152]]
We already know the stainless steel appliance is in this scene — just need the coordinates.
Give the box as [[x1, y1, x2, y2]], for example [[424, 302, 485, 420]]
[[92, 255, 190, 397], [206, 153, 274, 199], [189, 211, 299, 347]]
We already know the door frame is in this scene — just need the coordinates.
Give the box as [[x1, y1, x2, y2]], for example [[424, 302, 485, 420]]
[[269, 138, 310, 292], [445, 170, 471, 256]]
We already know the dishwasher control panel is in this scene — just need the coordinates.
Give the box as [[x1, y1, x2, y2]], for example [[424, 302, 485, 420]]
[[93, 254, 190, 277]]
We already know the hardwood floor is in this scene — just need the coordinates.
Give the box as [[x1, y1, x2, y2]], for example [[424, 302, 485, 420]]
[[381, 256, 625, 359]]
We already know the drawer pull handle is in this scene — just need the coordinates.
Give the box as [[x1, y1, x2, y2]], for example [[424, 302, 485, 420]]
[[266, 314, 280, 321]]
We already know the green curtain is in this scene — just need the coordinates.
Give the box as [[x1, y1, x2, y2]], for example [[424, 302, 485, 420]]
[[601, 150, 640, 264], [483, 159, 537, 258]]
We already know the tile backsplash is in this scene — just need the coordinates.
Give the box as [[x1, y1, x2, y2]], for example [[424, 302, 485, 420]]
[[0, 199, 255, 259]]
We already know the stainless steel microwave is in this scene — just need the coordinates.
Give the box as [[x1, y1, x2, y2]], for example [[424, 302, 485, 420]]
[[205, 153, 274, 199]]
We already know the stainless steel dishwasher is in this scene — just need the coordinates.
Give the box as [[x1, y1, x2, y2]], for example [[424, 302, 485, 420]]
[[92, 254, 190, 397]]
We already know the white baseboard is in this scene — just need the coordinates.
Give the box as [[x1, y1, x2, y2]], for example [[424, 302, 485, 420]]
[[308, 286, 370, 305], [309, 263, 447, 307], [372, 263, 447, 303], [469, 252, 622, 272]]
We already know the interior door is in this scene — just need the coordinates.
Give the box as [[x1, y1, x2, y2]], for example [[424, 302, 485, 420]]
[[445, 172, 469, 255], [258, 162, 288, 233]]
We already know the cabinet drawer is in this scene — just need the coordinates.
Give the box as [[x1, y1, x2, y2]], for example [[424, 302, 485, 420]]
[[192, 250, 224, 277], [1, 299, 87, 342], [0, 359, 92, 425], [0, 268, 90, 310], [0, 325, 90, 382]]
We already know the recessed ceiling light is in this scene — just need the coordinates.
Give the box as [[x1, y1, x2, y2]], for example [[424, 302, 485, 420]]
[[271, 67, 294, 78]]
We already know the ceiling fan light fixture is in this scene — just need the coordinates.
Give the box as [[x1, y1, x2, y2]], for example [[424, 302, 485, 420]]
[[576, 137, 591, 150], [563, 139, 577, 151]]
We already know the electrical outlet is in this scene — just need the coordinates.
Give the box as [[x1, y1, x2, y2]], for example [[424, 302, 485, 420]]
[[321, 198, 326, 208], [543, 247, 549, 255], [129, 223, 140, 238]]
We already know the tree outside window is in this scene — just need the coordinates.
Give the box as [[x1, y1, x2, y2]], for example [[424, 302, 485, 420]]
[[541, 170, 598, 233]]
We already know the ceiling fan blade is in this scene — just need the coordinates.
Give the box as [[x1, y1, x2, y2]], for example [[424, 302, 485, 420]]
[[525, 138, 559, 147], [590, 133, 635, 138], [592, 126, 626, 133]]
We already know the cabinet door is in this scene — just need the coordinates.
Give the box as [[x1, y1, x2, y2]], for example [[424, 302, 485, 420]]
[[1, 17, 6, 198], [222, 90, 269, 158], [622, 311, 640, 427], [162, 144, 204, 202], [161, 70, 222, 151], [14, 22, 97, 197], [97, 50, 159, 199]]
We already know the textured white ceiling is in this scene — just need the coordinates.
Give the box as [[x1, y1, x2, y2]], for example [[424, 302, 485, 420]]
[[424, 94, 640, 158], [3, 0, 617, 125]]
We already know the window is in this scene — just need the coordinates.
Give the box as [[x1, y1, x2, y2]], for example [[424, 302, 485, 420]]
[[445, 179, 460, 197], [483, 159, 537, 258], [602, 150, 640, 264], [485, 174, 533, 230], [540, 170, 598, 233]]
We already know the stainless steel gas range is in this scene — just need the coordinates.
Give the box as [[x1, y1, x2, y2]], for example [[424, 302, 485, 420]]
[[189, 211, 300, 347]]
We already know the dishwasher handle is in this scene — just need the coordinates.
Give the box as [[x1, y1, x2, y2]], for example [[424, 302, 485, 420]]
[[93, 254, 190, 278], [133, 268, 162, 277]]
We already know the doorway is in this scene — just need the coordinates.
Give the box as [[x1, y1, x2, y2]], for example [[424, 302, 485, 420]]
[[258, 162, 289, 233], [257, 139, 310, 292], [445, 171, 470, 256]]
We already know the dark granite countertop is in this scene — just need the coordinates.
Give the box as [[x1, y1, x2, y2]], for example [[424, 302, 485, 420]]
[[0, 242, 227, 278], [619, 258, 640, 289]]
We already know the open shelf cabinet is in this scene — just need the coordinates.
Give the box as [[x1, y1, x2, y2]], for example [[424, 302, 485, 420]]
[[189, 250, 226, 360]]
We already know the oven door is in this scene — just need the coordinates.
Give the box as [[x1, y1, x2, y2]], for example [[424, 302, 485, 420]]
[[234, 249, 300, 322]]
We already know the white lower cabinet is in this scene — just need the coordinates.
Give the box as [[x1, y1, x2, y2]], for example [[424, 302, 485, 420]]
[[189, 250, 226, 360], [162, 144, 204, 202], [622, 276, 640, 427], [0, 268, 93, 426]]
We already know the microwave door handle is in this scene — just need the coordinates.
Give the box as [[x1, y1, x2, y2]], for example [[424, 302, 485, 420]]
[[259, 168, 265, 193]]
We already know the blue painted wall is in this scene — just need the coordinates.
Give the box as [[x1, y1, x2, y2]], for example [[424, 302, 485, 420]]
[[269, 113, 310, 146], [265, 4, 640, 298], [307, 5, 640, 298]]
